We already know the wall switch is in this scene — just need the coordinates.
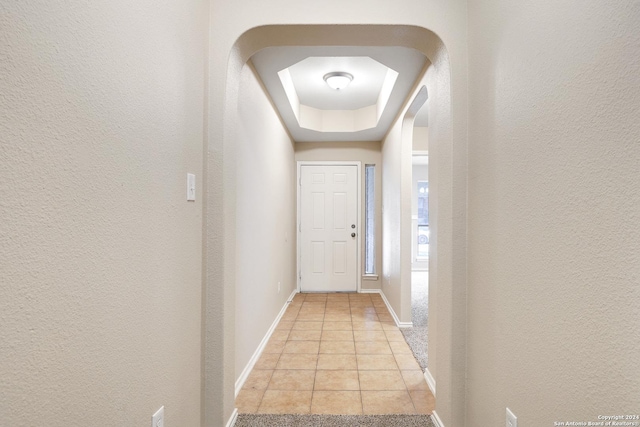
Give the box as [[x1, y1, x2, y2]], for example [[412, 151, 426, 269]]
[[152, 406, 164, 427], [187, 173, 196, 201], [278, 281, 281, 293], [506, 408, 517, 427]]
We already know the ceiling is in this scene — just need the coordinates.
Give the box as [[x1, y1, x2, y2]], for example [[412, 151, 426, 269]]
[[289, 56, 389, 110], [413, 155, 429, 165], [250, 46, 428, 142]]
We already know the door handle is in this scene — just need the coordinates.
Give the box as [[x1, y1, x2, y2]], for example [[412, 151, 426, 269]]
[[351, 233, 356, 238]]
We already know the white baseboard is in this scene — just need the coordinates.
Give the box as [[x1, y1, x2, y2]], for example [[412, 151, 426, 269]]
[[424, 368, 436, 397], [360, 289, 413, 328], [225, 408, 238, 427], [235, 289, 298, 396], [431, 410, 445, 427]]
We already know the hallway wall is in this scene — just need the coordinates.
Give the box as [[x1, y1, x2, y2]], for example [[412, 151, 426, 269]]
[[235, 63, 297, 380], [295, 141, 383, 291], [466, 1, 640, 425], [0, 0, 208, 425], [381, 102, 413, 323], [382, 56, 460, 421], [413, 126, 429, 151]]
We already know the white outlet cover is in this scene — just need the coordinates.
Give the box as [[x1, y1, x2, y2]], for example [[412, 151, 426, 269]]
[[506, 407, 517, 427], [152, 406, 164, 427]]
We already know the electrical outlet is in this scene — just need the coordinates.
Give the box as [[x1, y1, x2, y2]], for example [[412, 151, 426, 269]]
[[506, 408, 517, 427], [152, 406, 164, 427]]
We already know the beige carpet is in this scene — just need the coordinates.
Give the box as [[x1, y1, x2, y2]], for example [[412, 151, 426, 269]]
[[400, 272, 429, 371]]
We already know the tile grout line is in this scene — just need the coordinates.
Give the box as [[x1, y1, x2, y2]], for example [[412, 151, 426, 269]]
[[310, 308, 321, 417], [351, 304, 364, 416], [396, 346, 419, 415]]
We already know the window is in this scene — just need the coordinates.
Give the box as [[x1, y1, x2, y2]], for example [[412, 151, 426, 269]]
[[364, 165, 376, 274], [417, 181, 429, 225], [417, 181, 429, 259]]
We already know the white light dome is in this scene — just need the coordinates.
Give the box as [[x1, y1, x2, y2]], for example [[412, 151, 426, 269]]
[[323, 72, 353, 90]]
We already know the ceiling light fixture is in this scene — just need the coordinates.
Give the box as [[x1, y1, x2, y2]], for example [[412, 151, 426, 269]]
[[323, 72, 353, 90]]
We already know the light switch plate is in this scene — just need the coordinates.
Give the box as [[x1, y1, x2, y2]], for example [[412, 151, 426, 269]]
[[506, 407, 517, 427], [187, 173, 196, 201], [152, 406, 164, 427]]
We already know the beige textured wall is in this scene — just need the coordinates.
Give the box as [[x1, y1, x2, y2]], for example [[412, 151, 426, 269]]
[[295, 141, 383, 290], [413, 126, 429, 151], [467, 1, 640, 426], [381, 105, 411, 321], [382, 48, 463, 422], [0, 1, 207, 426], [235, 64, 297, 380], [381, 77, 431, 324]]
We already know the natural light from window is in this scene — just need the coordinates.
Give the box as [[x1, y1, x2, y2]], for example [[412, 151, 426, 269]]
[[365, 165, 376, 274]]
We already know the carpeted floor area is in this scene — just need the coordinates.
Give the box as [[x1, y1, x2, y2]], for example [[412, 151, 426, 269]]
[[400, 271, 428, 371], [235, 414, 435, 427]]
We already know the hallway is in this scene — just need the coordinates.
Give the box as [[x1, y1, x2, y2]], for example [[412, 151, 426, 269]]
[[235, 292, 435, 415], [4, 1, 639, 425]]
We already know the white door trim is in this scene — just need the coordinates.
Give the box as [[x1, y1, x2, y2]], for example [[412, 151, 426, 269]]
[[297, 161, 362, 293]]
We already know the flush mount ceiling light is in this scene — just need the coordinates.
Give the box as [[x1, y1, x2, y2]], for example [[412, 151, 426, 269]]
[[323, 72, 353, 90]]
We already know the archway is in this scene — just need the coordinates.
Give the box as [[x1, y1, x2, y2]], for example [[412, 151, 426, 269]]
[[204, 25, 466, 427]]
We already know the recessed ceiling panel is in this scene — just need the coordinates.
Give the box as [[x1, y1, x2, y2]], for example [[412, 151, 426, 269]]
[[251, 46, 428, 142], [289, 56, 388, 110]]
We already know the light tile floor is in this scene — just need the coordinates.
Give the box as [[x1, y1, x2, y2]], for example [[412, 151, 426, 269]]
[[236, 292, 436, 415]]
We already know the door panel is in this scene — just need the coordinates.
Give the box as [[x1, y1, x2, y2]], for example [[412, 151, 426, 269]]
[[311, 241, 325, 274], [333, 241, 347, 274], [300, 165, 358, 292], [333, 193, 347, 229], [312, 193, 325, 229]]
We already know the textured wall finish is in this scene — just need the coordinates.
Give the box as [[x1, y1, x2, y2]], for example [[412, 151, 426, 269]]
[[379, 33, 465, 426], [467, 1, 640, 425], [0, 1, 207, 425], [6, 1, 635, 425], [235, 63, 297, 379], [413, 127, 429, 152]]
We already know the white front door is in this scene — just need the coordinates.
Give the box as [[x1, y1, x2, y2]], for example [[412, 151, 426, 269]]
[[299, 164, 358, 292]]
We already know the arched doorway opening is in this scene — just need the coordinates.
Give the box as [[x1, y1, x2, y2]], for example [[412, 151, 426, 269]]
[[204, 25, 466, 427]]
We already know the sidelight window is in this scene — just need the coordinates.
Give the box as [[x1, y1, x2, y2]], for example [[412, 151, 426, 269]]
[[364, 165, 376, 274]]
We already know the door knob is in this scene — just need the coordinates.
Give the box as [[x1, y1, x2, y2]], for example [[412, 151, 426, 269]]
[[351, 233, 356, 237], [351, 224, 356, 229]]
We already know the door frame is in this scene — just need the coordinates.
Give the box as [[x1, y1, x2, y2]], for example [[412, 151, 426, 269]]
[[296, 161, 362, 293]]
